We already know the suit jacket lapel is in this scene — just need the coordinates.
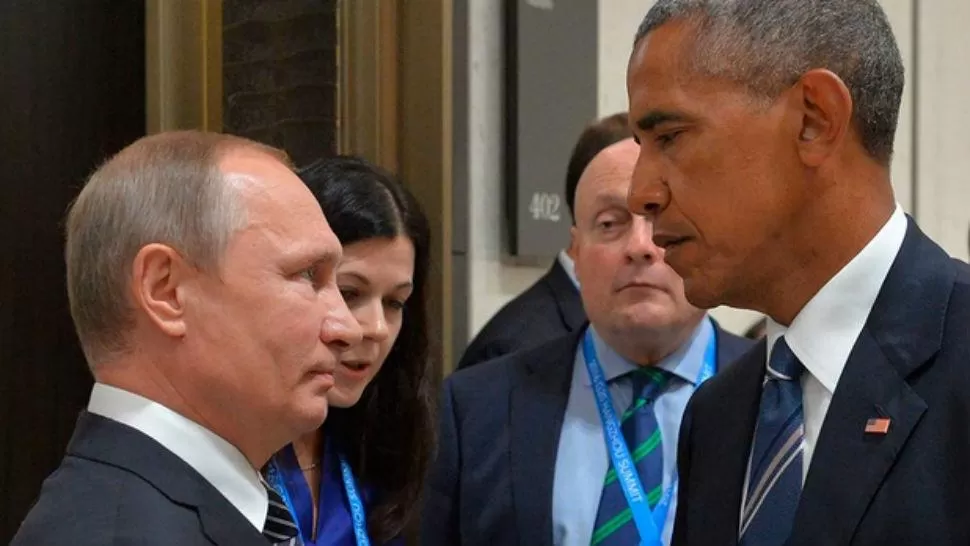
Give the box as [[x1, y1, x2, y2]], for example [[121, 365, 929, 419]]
[[197, 502, 272, 546], [700, 342, 766, 546], [790, 330, 927, 546], [509, 330, 580, 546], [791, 221, 954, 545], [69, 412, 268, 546], [545, 260, 585, 332]]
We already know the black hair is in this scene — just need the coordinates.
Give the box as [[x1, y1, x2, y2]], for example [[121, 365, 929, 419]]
[[298, 155, 435, 544]]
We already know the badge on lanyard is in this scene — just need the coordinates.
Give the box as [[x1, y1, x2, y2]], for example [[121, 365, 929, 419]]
[[583, 323, 717, 546]]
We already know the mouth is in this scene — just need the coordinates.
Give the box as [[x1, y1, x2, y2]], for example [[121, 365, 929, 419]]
[[339, 360, 372, 377], [620, 281, 661, 291], [309, 369, 336, 389]]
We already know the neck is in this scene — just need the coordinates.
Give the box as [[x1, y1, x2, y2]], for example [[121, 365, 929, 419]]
[[293, 427, 324, 540], [596, 314, 704, 367], [748, 171, 895, 325], [292, 429, 324, 469], [95, 349, 279, 470]]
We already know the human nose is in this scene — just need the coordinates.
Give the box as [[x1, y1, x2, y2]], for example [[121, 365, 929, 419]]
[[355, 299, 390, 344], [320, 287, 363, 351], [627, 147, 670, 218], [625, 215, 663, 263]]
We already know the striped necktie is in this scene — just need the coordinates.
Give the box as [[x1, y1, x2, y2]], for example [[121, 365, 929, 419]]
[[739, 336, 805, 545], [262, 480, 300, 545], [590, 367, 671, 546]]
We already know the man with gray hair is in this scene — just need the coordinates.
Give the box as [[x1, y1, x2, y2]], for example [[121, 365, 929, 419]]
[[12, 131, 363, 545], [626, 1, 970, 546]]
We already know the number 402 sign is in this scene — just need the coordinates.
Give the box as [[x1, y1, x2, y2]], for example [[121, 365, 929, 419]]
[[528, 192, 562, 222]]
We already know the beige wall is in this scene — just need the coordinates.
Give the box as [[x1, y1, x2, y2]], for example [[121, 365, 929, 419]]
[[915, 2, 970, 262], [463, 0, 970, 342]]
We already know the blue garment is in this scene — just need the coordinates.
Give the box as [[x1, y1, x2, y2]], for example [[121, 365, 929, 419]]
[[552, 318, 715, 546], [272, 439, 405, 546], [739, 337, 805, 546]]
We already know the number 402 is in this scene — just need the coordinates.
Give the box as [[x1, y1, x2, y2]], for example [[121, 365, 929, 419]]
[[529, 192, 561, 222]]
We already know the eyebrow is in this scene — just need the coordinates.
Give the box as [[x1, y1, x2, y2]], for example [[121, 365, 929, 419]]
[[635, 110, 693, 132], [339, 271, 413, 290], [300, 249, 341, 271]]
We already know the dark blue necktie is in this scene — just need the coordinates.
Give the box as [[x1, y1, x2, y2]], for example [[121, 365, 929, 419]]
[[739, 336, 805, 546], [591, 367, 671, 545]]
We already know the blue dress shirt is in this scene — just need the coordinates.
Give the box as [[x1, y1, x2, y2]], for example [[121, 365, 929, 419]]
[[552, 317, 715, 546]]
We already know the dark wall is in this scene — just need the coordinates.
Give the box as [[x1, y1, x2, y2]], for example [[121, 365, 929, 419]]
[[223, 0, 338, 168], [0, 1, 145, 540]]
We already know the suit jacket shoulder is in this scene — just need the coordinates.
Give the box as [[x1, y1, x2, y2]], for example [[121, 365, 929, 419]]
[[12, 412, 269, 546], [423, 332, 580, 546], [456, 261, 585, 369], [13, 455, 215, 546]]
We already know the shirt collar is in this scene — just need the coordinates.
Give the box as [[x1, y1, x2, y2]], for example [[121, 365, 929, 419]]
[[557, 249, 581, 289], [87, 383, 268, 531], [582, 317, 714, 387], [766, 204, 907, 393]]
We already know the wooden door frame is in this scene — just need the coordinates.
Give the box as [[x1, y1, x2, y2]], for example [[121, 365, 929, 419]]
[[145, 0, 454, 374], [145, 0, 222, 132], [339, 0, 454, 377]]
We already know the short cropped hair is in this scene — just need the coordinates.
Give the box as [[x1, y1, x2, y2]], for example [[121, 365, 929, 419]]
[[635, 0, 904, 164], [565, 112, 633, 223], [65, 130, 291, 366]]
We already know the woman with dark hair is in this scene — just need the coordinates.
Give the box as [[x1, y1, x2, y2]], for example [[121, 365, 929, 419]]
[[264, 155, 436, 546]]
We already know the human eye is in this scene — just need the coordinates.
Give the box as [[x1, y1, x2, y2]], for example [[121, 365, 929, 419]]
[[656, 131, 681, 148], [298, 265, 317, 284], [339, 286, 360, 303]]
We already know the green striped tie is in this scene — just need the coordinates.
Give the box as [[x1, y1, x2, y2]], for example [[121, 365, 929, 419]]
[[590, 367, 671, 546]]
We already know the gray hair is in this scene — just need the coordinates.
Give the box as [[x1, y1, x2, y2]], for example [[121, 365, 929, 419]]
[[634, 0, 904, 164], [65, 130, 291, 366]]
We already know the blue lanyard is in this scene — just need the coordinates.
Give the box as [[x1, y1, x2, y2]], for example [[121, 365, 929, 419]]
[[338, 454, 372, 546], [583, 324, 717, 546], [266, 452, 372, 546]]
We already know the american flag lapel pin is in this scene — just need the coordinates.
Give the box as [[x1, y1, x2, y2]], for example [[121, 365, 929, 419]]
[[864, 416, 892, 435]]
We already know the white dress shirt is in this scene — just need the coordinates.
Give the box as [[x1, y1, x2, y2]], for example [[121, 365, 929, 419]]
[[87, 383, 268, 530], [764, 204, 907, 480], [557, 249, 581, 288]]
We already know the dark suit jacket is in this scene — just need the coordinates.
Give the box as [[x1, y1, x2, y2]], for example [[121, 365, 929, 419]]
[[11, 411, 270, 546], [423, 320, 752, 546], [673, 220, 970, 546], [456, 260, 585, 370]]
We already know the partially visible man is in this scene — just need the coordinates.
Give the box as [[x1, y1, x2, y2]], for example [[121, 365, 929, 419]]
[[12, 131, 363, 545], [626, 2, 970, 545], [456, 112, 630, 370], [423, 137, 751, 546]]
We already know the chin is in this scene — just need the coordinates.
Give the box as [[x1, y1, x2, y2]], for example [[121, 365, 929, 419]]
[[682, 275, 728, 310], [620, 298, 677, 320], [290, 398, 329, 433], [327, 385, 364, 409]]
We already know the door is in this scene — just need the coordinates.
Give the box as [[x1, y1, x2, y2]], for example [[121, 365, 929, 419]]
[[0, 1, 145, 540]]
